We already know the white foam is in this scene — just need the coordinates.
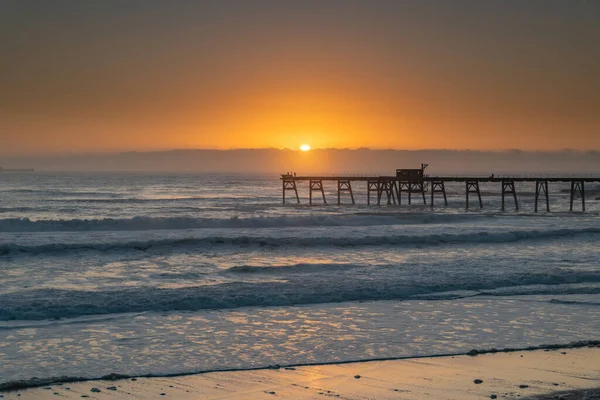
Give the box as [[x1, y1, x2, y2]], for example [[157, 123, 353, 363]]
[[0, 213, 481, 232], [2, 226, 600, 256]]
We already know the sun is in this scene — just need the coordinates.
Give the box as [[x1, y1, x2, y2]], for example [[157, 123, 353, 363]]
[[300, 144, 311, 151]]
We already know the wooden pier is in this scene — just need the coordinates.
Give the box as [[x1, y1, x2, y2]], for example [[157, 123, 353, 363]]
[[281, 173, 599, 212]]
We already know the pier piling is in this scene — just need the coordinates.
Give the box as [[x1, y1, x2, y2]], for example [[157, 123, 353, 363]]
[[378, 179, 396, 205], [466, 181, 483, 210], [418, 182, 427, 205], [501, 180, 518, 211], [398, 181, 426, 205], [309, 180, 327, 205], [570, 180, 585, 212], [367, 180, 380, 206], [534, 181, 550, 213], [282, 177, 300, 204], [399, 182, 413, 205], [393, 181, 401, 205], [337, 179, 355, 205], [430, 180, 448, 208]]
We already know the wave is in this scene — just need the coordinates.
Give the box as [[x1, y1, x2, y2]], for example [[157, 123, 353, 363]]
[[1, 340, 598, 391], [0, 313, 143, 331], [2, 268, 600, 321], [1, 211, 594, 234], [0, 207, 37, 213], [0, 213, 484, 233], [226, 263, 360, 274], [2, 226, 600, 256], [548, 298, 600, 306], [47, 196, 253, 204], [8, 188, 122, 197]]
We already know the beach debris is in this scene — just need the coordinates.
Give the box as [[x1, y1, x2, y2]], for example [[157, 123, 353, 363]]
[[107, 386, 117, 391], [90, 387, 101, 393], [519, 384, 529, 389], [160, 393, 166, 396], [474, 379, 484, 384], [284, 367, 296, 371], [101, 373, 128, 380], [490, 395, 497, 399], [354, 375, 361, 379], [131, 378, 137, 381]]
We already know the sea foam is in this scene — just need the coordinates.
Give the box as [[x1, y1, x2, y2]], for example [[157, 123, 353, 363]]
[[2, 226, 600, 256]]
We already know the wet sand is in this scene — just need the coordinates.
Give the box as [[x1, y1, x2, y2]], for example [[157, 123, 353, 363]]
[[2, 347, 599, 399]]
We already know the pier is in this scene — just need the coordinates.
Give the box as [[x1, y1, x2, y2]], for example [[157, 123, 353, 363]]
[[281, 166, 599, 212]]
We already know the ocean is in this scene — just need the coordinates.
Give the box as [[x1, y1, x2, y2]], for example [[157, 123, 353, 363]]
[[1, 172, 600, 388]]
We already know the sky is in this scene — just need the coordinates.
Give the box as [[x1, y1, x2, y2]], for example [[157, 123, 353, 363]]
[[1, 0, 599, 155]]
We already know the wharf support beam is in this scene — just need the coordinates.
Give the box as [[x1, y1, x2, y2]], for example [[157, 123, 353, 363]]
[[337, 179, 355, 205], [465, 181, 482, 210], [309, 180, 327, 205], [367, 180, 380, 206], [398, 181, 426, 205], [282, 178, 300, 204], [501, 180, 518, 211], [430, 180, 448, 208], [534, 180, 550, 213], [570, 180, 585, 212], [377, 179, 396, 206]]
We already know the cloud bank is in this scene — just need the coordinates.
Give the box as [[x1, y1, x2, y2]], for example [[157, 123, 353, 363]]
[[2, 149, 600, 175]]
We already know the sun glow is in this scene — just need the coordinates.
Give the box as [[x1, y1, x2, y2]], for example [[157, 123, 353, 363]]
[[300, 144, 311, 151]]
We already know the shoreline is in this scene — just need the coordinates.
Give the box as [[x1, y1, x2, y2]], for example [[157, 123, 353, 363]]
[[2, 340, 599, 392], [2, 342, 599, 399]]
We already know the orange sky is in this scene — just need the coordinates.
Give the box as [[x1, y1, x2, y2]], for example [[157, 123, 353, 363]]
[[1, 1, 599, 155]]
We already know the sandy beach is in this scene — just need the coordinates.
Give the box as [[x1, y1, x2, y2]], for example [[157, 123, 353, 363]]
[[2, 347, 598, 399]]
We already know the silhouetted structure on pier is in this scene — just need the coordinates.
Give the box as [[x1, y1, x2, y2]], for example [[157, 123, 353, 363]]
[[281, 165, 597, 212]]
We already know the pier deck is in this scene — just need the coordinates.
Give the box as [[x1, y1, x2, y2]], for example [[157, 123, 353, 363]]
[[287, 176, 600, 182]]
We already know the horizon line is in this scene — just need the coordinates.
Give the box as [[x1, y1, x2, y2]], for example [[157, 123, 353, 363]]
[[3, 147, 600, 157]]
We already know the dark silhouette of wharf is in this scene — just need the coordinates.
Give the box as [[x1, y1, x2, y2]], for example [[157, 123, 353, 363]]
[[281, 164, 598, 212]]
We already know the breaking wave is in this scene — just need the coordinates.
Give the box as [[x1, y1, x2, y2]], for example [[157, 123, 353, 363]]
[[0, 214, 483, 232], [2, 268, 600, 321], [2, 226, 600, 256]]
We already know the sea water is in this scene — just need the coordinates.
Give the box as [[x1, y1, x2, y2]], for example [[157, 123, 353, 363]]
[[1, 172, 600, 387]]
